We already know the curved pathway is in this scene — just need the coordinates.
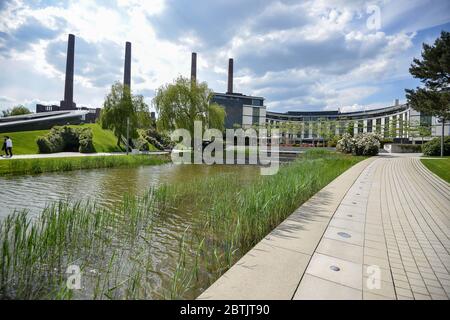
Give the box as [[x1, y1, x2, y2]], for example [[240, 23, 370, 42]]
[[199, 154, 450, 300]]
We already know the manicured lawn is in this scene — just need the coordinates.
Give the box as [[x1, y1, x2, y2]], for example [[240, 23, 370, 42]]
[[1, 124, 123, 155], [1, 129, 49, 154], [421, 158, 450, 183]]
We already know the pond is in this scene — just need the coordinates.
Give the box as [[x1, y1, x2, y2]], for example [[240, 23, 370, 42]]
[[0, 163, 260, 219], [0, 163, 262, 299]]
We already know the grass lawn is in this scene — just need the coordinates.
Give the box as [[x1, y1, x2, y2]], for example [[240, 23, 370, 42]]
[[1, 124, 123, 155], [421, 158, 450, 183], [0, 154, 169, 176]]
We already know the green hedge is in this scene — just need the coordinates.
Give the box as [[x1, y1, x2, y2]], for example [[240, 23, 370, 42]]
[[397, 144, 422, 153], [422, 137, 450, 156], [36, 126, 95, 154]]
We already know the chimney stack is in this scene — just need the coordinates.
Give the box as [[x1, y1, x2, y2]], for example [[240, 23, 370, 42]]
[[60, 34, 76, 110], [227, 58, 234, 94], [124, 42, 132, 88], [191, 52, 197, 83]]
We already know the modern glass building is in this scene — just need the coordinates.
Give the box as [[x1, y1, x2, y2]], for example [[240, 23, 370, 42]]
[[213, 91, 449, 142]]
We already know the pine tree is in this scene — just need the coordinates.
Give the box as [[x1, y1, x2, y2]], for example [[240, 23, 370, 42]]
[[405, 31, 450, 156]]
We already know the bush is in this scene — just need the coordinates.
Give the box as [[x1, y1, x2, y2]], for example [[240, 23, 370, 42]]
[[37, 126, 95, 154], [327, 135, 341, 147], [137, 128, 175, 151], [380, 138, 393, 148], [397, 144, 422, 153], [78, 128, 95, 153], [422, 137, 450, 156], [337, 132, 381, 156]]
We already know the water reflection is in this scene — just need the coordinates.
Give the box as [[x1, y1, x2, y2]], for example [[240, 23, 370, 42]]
[[0, 164, 260, 219]]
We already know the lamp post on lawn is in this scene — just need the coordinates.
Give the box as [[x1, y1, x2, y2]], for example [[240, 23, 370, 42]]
[[126, 117, 130, 156]]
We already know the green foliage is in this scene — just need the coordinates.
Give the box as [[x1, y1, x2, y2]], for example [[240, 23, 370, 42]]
[[1, 124, 121, 155], [153, 76, 226, 138], [100, 82, 152, 146], [396, 144, 422, 153], [422, 136, 450, 156], [1, 105, 31, 117], [136, 128, 175, 151], [0, 150, 363, 299], [0, 154, 169, 176], [78, 128, 95, 153], [36, 126, 95, 154], [405, 31, 450, 121], [380, 138, 394, 148], [327, 134, 341, 147]]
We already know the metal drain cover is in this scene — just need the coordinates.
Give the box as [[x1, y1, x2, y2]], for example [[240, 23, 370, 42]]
[[347, 214, 353, 217], [330, 265, 341, 272], [338, 232, 351, 238]]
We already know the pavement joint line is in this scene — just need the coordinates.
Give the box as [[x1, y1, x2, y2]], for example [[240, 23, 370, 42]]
[[290, 158, 377, 299], [198, 155, 450, 300]]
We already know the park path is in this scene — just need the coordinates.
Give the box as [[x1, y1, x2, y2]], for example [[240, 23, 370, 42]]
[[199, 154, 450, 300]]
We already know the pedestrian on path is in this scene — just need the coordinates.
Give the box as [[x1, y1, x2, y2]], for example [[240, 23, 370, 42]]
[[1, 137, 6, 157], [5, 136, 13, 158]]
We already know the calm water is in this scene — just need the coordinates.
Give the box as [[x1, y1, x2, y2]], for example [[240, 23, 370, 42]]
[[0, 163, 259, 219], [0, 163, 261, 299]]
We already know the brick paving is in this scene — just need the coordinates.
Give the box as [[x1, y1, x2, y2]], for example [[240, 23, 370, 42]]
[[200, 155, 450, 300]]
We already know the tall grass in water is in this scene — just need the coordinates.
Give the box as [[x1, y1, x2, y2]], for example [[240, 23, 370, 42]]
[[0, 154, 169, 176], [0, 150, 365, 299]]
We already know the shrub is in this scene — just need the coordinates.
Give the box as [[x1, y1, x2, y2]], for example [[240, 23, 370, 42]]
[[422, 137, 450, 156], [380, 138, 393, 148], [78, 128, 95, 153], [337, 132, 381, 156], [137, 128, 175, 151], [397, 144, 422, 153], [327, 135, 341, 147], [37, 126, 95, 153]]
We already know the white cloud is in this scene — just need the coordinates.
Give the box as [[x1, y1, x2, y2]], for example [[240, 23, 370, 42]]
[[0, 0, 448, 113]]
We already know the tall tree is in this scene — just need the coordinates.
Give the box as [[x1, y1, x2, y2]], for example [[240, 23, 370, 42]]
[[100, 82, 151, 147], [405, 31, 450, 156], [153, 76, 226, 141], [2, 105, 31, 117]]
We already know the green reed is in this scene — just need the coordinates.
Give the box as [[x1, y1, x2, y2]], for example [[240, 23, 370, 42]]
[[0, 154, 169, 176], [0, 150, 365, 299]]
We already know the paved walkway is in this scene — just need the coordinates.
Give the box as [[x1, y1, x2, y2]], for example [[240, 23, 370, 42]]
[[199, 154, 450, 300]]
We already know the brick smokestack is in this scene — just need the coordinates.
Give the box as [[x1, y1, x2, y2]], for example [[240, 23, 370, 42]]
[[60, 34, 76, 110], [124, 42, 131, 88], [191, 52, 197, 83], [227, 58, 233, 94]]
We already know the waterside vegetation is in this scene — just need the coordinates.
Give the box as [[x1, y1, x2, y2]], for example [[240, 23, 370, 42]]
[[0, 150, 365, 299]]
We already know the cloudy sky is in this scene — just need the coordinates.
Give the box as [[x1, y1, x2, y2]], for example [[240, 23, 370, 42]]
[[0, 0, 449, 114]]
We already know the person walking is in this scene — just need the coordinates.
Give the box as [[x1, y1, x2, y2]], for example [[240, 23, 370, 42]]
[[5, 136, 13, 157], [1, 137, 6, 157]]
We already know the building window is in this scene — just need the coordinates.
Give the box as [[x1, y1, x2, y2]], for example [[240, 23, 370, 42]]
[[304, 122, 310, 138], [252, 99, 262, 106], [420, 114, 432, 126], [367, 120, 373, 133], [358, 120, 364, 133], [384, 117, 390, 137], [376, 119, 382, 133]]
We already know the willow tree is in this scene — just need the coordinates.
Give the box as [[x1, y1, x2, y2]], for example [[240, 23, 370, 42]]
[[153, 76, 226, 140], [100, 82, 151, 146]]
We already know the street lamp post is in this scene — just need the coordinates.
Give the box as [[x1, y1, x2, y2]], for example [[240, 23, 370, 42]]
[[126, 117, 130, 156]]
